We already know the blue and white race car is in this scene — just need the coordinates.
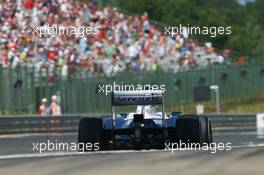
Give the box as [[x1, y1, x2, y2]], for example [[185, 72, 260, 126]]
[[78, 90, 212, 150]]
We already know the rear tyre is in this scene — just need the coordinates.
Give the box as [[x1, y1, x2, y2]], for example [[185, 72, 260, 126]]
[[78, 118, 104, 151], [208, 120, 213, 143], [176, 115, 201, 144], [199, 116, 212, 144], [175, 115, 212, 145]]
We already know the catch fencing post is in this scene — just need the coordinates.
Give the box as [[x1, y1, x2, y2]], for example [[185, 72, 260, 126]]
[[210, 85, 220, 114]]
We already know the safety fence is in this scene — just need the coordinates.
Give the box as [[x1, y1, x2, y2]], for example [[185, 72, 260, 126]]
[[0, 114, 257, 134], [1, 64, 264, 114]]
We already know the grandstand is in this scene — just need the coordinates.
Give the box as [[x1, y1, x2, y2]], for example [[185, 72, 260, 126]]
[[0, 0, 231, 77]]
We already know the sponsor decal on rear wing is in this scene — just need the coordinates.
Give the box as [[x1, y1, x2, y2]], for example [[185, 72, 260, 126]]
[[112, 90, 164, 106]]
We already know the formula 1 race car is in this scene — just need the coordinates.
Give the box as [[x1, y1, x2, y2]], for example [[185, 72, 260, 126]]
[[78, 90, 212, 150]]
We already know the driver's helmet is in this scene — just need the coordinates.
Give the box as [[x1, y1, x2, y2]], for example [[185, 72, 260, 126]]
[[136, 105, 156, 117]]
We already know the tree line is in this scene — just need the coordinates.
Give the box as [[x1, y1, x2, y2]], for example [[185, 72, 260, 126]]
[[104, 0, 264, 59]]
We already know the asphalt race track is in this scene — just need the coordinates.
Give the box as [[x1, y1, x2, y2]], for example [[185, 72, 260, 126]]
[[0, 128, 263, 175]]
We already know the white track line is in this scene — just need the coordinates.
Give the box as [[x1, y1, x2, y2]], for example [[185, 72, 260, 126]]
[[213, 132, 264, 136], [1, 132, 261, 138], [0, 133, 76, 138], [1, 143, 264, 160], [0, 150, 160, 160], [231, 143, 264, 148]]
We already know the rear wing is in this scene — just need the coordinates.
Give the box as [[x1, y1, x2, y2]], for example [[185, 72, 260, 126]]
[[111, 90, 165, 128], [111, 90, 164, 106]]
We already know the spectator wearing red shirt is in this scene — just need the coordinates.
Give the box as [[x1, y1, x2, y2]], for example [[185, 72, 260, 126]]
[[22, 0, 34, 9]]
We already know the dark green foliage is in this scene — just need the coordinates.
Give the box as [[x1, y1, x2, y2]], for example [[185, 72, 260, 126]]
[[105, 0, 264, 57]]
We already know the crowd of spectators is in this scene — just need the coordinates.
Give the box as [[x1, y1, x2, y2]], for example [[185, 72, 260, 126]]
[[0, 0, 232, 78]]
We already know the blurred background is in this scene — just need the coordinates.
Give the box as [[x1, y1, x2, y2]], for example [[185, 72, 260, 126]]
[[0, 0, 264, 115]]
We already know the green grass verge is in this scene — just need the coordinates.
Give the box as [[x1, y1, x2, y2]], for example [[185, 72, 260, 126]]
[[167, 95, 264, 113]]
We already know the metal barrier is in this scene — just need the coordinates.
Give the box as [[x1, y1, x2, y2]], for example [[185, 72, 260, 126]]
[[207, 114, 256, 128], [0, 114, 106, 134], [0, 114, 257, 134]]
